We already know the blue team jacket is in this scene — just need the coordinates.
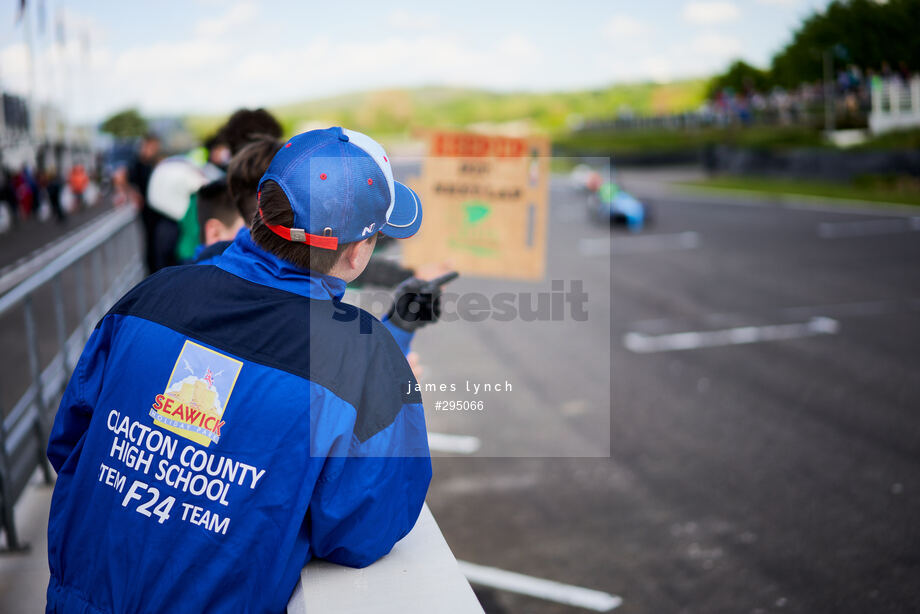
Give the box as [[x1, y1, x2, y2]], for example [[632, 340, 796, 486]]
[[46, 230, 431, 614]]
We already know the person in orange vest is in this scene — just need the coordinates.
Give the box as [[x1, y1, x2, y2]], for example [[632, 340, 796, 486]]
[[68, 165, 90, 211]]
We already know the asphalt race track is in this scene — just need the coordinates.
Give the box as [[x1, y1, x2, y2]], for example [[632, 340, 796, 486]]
[[416, 175, 920, 613], [2, 173, 918, 613]]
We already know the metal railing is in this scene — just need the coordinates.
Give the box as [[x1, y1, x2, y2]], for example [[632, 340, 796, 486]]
[[0, 206, 143, 550]]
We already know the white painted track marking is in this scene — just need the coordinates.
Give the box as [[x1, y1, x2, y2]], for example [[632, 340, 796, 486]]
[[623, 317, 839, 353], [579, 231, 700, 257], [427, 432, 481, 454], [458, 560, 622, 611], [818, 217, 920, 238], [439, 473, 538, 496]]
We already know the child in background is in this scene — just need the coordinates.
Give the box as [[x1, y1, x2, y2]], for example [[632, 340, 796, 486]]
[[192, 179, 244, 265]]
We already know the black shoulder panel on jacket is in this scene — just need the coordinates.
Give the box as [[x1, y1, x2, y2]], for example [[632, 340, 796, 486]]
[[105, 265, 422, 441], [191, 240, 232, 264]]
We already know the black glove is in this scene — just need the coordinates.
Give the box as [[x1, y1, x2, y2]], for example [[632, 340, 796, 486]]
[[386, 272, 458, 332]]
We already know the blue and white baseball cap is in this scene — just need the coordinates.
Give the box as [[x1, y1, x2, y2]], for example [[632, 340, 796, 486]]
[[257, 127, 422, 250]]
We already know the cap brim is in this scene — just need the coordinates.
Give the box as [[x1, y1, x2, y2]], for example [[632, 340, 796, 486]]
[[381, 181, 422, 239]]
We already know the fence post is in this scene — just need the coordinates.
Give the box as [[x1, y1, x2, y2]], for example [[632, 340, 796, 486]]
[[74, 259, 88, 344], [911, 76, 920, 117], [871, 81, 882, 116], [91, 249, 104, 324], [52, 276, 71, 372], [0, 388, 26, 552], [889, 81, 901, 116], [23, 298, 54, 486]]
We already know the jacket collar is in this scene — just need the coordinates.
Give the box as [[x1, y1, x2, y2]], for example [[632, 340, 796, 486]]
[[216, 229, 347, 300], [192, 239, 232, 264]]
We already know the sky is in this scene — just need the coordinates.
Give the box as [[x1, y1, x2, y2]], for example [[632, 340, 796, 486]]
[[0, 0, 831, 122]]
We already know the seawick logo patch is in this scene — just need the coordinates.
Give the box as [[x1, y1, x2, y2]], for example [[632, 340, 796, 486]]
[[149, 340, 243, 447]]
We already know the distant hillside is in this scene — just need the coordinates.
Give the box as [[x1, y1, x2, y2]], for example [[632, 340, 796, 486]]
[[185, 80, 708, 141]]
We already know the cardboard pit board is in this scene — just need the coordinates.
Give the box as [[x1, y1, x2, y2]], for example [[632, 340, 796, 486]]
[[402, 131, 550, 281]]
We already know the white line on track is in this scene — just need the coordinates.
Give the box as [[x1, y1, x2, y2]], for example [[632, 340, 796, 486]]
[[427, 432, 481, 454], [623, 316, 839, 353], [439, 473, 538, 496], [458, 561, 622, 611], [579, 231, 700, 257], [817, 217, 920, 238]]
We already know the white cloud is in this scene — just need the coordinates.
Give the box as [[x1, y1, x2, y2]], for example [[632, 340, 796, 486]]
[[0, 3, 266, 120], [386, 10, 440, 30], [640, 57, 674, 83], [188, 32, 547, 114], [683, 1, 741, 24], [113, 40, 229, 75], [0, 43, 29, 94], [755, 0, 799, 5], [195, 1, 257, 38], [692, 33, 742, 57], [0, 1, 774, 122], [496, 33, 540, 59], [603, 15, 648, 38], [79, 1, 268, 117]]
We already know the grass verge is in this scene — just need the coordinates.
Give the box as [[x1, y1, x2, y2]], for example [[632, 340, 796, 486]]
[[678, 175, 920, 207], [553, 126, 826, 156]]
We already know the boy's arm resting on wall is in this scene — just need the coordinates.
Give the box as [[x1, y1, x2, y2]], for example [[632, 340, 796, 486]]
[[47, 326, 110, 472], [308, 397, 431, 569]]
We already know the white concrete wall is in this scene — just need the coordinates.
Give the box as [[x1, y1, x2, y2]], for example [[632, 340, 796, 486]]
[[287, 505, 485, 614]]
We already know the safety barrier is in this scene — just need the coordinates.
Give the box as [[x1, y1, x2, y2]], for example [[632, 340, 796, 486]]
[[0, 207, 143, 550]]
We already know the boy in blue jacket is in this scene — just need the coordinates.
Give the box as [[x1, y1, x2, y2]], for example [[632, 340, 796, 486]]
[[46, 127, 431, 614]]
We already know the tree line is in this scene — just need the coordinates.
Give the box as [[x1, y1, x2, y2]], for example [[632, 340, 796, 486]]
[[710, 0, 920, 96]]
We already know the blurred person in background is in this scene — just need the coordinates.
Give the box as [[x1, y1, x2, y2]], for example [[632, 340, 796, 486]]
[[173, 108, 283, 264], [109, 164, 142, 211], [129, 133, 162, 273], [144, 155, 209, 271], [192, 179, 244, 265], [67, 165, 90, 210], [205, 133, 232, 169], [12, 166, 38, 219], [0, 167, 16, 231], [173, 133, 231, 263], [40, 168, 66, 223], [219, 108, 284, 155], [226, 134, 283, 226]]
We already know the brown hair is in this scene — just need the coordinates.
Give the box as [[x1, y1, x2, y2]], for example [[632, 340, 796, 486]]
[[218, 108, 283, 155], [227, 136, 283, 225], [250, 180, 348, 274], [196, 180, 239, 243]]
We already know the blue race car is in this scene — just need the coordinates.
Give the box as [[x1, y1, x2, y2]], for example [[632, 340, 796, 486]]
[[591, 181, 649, 231]]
